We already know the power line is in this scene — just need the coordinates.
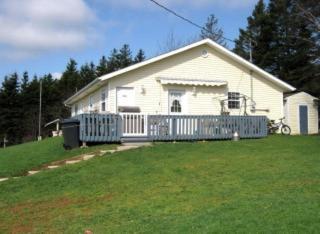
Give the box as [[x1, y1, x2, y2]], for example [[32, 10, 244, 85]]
[[149, 0, 236, 43]]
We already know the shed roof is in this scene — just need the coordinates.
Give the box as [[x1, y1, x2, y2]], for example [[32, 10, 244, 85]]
[[284, 91, 319, 100]]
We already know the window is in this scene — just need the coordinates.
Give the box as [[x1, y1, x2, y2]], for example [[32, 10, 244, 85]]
[[228, 92, 240, 109], [171, 100, 182, 113], [89, 95, 94, 111], [74, 103, 79, 115], [101, 88, 107, 112], [79, 102, 83, 114]]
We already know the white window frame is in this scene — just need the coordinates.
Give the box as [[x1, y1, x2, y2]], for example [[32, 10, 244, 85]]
[[74, 103, 79, 115], [100, 88, 108, 112], [78, 102, 83, 114], [228, 92, 240, 109], [168, 89, 187, 115], [89, 95, 94, 112]]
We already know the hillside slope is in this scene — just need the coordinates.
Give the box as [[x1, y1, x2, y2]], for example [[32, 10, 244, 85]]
[[0, 135, 319, 233], [0, 137, 115, 177]]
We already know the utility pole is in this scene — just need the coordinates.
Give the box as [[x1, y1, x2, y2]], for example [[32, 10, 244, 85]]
[[38, 79, 42, 141], [3, 136, 7, 148]]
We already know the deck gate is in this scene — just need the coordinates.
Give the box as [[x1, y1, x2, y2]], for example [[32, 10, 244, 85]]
[[119, 113, 148, 136]]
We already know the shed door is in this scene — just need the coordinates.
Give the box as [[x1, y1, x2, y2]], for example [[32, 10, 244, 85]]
[[299, 105, 308, 134]]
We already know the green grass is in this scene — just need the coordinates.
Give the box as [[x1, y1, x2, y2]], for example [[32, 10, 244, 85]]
[[0, 135, 319, 233], [0, 137, 116, 177]]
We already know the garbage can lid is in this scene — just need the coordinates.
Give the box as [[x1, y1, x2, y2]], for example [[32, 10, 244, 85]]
[[61, 118, 80, 124]]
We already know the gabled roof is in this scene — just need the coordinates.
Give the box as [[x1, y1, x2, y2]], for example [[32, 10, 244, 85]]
[[284, 91, 319, 100], [65, 38, 296, 105]]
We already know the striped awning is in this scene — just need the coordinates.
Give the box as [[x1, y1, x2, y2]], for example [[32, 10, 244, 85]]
[[157, 77, 227, 87]]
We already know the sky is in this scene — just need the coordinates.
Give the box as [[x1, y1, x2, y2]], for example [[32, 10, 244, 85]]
[[0, 0, 259, 82]]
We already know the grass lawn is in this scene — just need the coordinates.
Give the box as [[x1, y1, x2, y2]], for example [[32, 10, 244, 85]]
[[0, 135, 319, 233], [0, 137, 116, 177]]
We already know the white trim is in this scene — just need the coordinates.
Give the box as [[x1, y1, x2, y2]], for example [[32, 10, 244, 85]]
[[88, 95, 94, 112], [100, 87, 107, 112], [65, 39, 296, 105]]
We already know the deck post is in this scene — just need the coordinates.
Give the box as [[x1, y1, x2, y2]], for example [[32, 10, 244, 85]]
[[172, 117, 177, 138]]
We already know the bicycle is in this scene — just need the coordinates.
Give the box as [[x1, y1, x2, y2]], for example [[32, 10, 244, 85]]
[[268, 117, 291, 135]]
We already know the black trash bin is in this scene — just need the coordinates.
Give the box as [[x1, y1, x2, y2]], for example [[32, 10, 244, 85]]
[[62, 118, 80, 150]]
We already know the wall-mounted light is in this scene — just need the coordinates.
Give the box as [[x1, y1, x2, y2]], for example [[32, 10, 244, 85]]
[[140, 85, 146, 94]]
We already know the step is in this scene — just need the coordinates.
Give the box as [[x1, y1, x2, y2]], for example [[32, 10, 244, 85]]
[[0, 178, 9, 182], [121, 142, 152, 147], [83, 154, 95, 160], [28, 170, 40, 175], [121, 137, 151, 143], [100, 150, 116, 156], [47, 165, 60, 169], [65, 160, 82, 165], [116, 145, 140, 152]]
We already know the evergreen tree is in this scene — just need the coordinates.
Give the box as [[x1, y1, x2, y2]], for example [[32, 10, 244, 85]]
[[0, 73, 23, 145], [58, 59, 81, 117], [234, 0, 319, 97], [107, 49, 120, 73], [21, 71, 29, 91], [200, 14, 226, 47], [96, 56, 108, 77], [59, 59, 81, 99], [134, 49, 146, 63], [80, 62, 97, 87], [234, 0, 273, 69], [22, 76, 41, 140], [118, 44, 133, 68]]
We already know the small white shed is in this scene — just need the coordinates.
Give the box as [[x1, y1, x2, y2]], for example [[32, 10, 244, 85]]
[[284, 92, 319, 135]]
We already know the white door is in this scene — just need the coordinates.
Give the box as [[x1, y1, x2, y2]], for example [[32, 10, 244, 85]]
[[169, 90, 186, 114], [117, 87, 134, 109]]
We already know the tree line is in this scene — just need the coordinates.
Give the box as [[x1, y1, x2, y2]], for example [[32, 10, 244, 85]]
[[0, 45, 145, 145], [233, 0, 319, 97], [0, 0, 319, 146]]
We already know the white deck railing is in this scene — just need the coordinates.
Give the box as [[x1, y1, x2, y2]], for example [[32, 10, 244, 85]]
[[119, 113, 148, 137]]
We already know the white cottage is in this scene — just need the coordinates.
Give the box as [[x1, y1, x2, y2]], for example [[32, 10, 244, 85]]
[[64, 39, 318, 135]]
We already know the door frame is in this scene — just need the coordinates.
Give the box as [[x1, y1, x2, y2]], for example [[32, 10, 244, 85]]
[[298, 104, 308, 134]]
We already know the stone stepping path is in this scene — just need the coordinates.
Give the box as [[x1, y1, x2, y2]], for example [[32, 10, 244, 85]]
[[0, 142, 152, 183]]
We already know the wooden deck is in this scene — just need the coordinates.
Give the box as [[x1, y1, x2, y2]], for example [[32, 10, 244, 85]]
[[74, 114, 268, 142]]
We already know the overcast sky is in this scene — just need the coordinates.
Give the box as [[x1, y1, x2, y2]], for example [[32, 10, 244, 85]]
[[0, 0, 259, 81]]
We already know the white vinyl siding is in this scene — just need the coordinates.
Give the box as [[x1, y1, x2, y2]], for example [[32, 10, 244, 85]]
[[76, 44, 285, 120]]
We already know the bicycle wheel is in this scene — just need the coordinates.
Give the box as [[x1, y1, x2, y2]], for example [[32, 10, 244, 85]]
[[281, 125, 291, 135]]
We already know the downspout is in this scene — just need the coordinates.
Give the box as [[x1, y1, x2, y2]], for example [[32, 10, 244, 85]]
[[250, 70, 256, 112]]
